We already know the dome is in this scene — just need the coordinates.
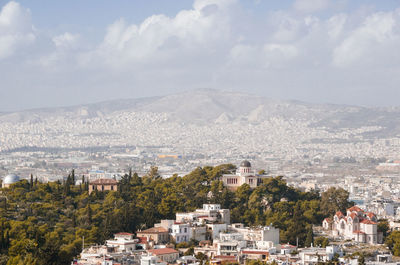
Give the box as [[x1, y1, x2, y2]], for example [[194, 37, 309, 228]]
[[3, 174, 20, 184], [240, 160, 251, 168]]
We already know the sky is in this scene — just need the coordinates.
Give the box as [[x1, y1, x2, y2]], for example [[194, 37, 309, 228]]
[[1, 0, 400, 111]]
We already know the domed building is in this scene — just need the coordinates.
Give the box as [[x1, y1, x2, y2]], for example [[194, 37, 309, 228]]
[[222, 161, 269, 190], [2, 174, 20, 188]]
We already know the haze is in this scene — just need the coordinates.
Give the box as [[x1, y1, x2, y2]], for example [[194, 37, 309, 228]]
[[1, 0, 400, 111]]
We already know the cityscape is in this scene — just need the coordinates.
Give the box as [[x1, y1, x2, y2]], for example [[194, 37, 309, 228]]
[[1, 0, 400, 265]]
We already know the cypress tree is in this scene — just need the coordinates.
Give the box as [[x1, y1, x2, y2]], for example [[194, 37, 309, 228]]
[[30, 174, 33, 190]]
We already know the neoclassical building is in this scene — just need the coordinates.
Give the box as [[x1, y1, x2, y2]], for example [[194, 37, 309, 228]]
[[322, 206, 382, 244], [221, 161, 269, 190]]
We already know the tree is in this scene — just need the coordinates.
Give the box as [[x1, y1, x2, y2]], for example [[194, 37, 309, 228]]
[[358, 253, 365, 265], [30, 174, 34, 190], [314, 237, 329, 248], [386, 231, 400, 256], [320, 187, 353, 217], [305, 225, 313, 247], [378, 220, 390, 239]]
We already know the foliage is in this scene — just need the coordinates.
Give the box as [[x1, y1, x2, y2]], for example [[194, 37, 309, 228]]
[[320, 187, 354, 217], [314, 236, 329, 248], [386, 230, 400, 256]]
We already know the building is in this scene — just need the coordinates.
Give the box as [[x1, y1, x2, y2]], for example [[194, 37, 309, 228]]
[[147, 248, 179, 263], [106, 232, 137, 252], [323, 206, 381, 244], [141, 255, 167, 265], [214, 232, 247, 256], [136, 227, 169, 244], [88, 178, 118, 194], [176, 204, 230, 225], [2, 174, 20, 188], [229, 223, 280, 248], [221, 161, 270, 190]]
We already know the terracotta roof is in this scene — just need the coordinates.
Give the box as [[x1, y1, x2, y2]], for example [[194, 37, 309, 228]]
[[213, 255, 237, 260], [353, 230, 365, 234], [242, 250, 269, 255], [366, 212, 376, 218], [361, 219, 377, 225], [347, 206, 363, 212], [148, 248, 178, 255], [323, 218, 332, 223], [335, 211, 344, 217], [349, 212, 358, 219], [139, 227, 168, 234], [137, 237, 148, 244], [115, 232, 134, 236], [90, 178, 118, 185]]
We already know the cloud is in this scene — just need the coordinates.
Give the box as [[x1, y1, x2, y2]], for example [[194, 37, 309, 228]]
[[0, 1, 35, 59], [1, 0, 400, 110], [81, 0, 235, 69], [293, 0, 331, 13], [333, 10, 400, 67], [52, 32, 80, 50]]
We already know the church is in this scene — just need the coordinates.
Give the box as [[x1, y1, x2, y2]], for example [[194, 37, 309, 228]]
[[221, 160, 270, 190], [322, 206, 382, 244]]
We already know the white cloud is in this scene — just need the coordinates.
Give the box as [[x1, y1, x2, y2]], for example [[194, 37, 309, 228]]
[[333, 10, 400, 67], [293, 0, 331, 13], [52, 32, 80, 50], [0, 1, 35, 59], [2, 0, 400, 109]]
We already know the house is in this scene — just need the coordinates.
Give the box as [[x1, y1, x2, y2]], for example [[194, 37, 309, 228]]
[[88, 178, 118, 194], [221, 161, 270, 190], [214, 232, 247, 256], [241, 249, 269, 261], [147, 248, 179, 263], [229, 223, 280, 247], [106, 232, 137, 252], [141, 255, 167, 265], [324, 206, 381, 244], [136, 227, 169, 244], [176, 204, 230, 225]]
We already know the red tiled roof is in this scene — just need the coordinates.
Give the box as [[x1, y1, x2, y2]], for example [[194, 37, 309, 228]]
[[138, 227, 168, 234], [335, 211, 344, 217], [347, 206, 363, 212], [353, 230, 365, 234], [242, 250, 269, 255], [349, 212, 358, 219], [115, 232, 134, 236], [90, 178, 118, 185], [366, 212, 376, 218], [361, 219, 377, 225], [137, 237, 148, 243], [214, 256, 237, 260], [148, 248, 178, 255], [323, 218, 332, 223]]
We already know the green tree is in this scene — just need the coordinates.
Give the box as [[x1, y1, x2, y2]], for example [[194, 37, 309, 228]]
[[320, 187, 353, 217]]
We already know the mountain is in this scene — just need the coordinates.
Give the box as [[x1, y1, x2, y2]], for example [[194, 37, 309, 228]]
[[1, 88, 400, 136]]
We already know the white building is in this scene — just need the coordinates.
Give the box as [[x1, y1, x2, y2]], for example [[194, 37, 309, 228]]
[[221, 161, 270, 190], [106, 233, 138, 252], [176, 204, 230, 225], [323, 206, 381, 244]]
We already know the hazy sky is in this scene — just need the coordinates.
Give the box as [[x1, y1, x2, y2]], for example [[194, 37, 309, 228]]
[[1, 0, 400, 111]]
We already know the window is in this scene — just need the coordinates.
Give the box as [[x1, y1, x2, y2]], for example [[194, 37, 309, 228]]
[[111, 185, 114, 190], [102, 185, 104, 191], [92, 185, 95, 190], [184, 228, 187, 233]]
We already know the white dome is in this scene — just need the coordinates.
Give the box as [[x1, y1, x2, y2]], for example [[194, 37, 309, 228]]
[[3, 174, 20, 184]]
